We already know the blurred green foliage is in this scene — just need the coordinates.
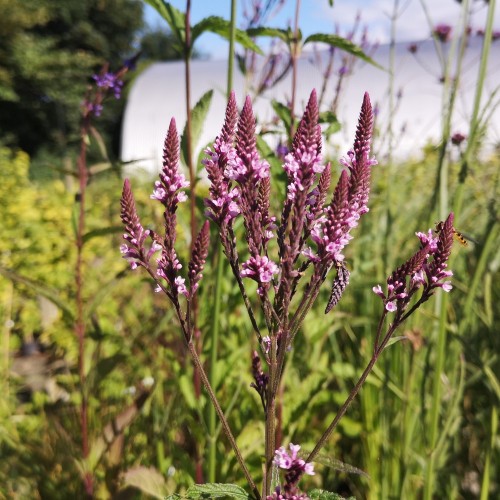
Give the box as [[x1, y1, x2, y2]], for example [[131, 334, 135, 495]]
[[0, 0, 143, 160]]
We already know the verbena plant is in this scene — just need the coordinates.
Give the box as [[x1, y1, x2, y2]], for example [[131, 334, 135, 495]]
[[119, 88, 456, 499]]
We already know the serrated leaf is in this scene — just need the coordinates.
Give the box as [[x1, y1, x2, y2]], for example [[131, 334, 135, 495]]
[[246, 26, 291, 43], [309, 489, 355, 500], [186, 483, 250, 500], [303, 34, 384, 70], [144, 1, 185, 45], [0, 266, 73, 320], [121, 466, 169, 499], [181, 89, 213, 166], [192, 17, 262, 54]]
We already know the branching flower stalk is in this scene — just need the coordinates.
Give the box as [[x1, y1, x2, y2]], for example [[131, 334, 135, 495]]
[[120, 87, 456, 499]]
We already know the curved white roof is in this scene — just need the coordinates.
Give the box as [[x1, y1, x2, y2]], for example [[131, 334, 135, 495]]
[[121, 38, 500, 175]]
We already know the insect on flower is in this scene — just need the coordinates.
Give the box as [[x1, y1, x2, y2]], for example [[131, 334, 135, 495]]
[[435, 221, 476, 247]]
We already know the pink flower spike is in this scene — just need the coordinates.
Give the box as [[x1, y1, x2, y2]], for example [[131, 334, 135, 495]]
[[372, 285, 385, 298]]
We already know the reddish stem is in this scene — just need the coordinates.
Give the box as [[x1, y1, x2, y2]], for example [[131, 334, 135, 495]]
[[76, 113, 91, 494]]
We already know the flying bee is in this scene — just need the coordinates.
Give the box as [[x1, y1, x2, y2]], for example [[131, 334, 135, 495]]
[[434, 221, 477, 247]]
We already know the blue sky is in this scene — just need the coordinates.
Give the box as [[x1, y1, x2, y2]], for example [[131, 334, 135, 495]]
[[144, 0, 500, 59]]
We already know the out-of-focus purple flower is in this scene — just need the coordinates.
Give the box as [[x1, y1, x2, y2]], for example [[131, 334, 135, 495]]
[[338, 65, 348, 76], [373, 213, 455, 313], [276, 142, 289, 159], [492, 30, 500, 41], [82, 101, 103, 117], [451, 132, 466, 146], [408, 43, 418, 54], [92, 72, 124, 99], [433, 23, 452, 43]]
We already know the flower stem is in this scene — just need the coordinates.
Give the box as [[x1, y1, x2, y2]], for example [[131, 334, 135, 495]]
[[187, 341, 260, 499]]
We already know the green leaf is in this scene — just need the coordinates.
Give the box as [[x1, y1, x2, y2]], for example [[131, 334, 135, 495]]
[[303, 34, 384, 70], [94, 354, 128, 380], [179, 374, 197, 409], [192, 17, 263, 54], [186, 482, 250, 499], [0, 266, 73, 320], [144, 1, 186, 46], [121, 466, 169, 499], [319, 110, 341, 137], [246, 27, 291, 44], [181, 89, 213, 166], [385, 336, 407, 348], [309, 489, 355, 500], [271, 100, 293, 132]]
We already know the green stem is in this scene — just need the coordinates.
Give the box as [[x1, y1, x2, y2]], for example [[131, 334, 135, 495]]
[[480, 406, 497, 500], [188, 342, 260, 499], [453, 0, 496, 218]]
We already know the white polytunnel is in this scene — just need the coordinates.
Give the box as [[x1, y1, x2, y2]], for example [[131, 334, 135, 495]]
[[120, 38, 500, 176]]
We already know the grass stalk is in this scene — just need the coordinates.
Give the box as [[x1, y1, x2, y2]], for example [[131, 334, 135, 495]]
[[480, 406, 498, 500], [453, 0, 496, 218]]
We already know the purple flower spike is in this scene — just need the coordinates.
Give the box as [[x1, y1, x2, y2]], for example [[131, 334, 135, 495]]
[[204, 91, 240, 227], [154, 119, 189, 296], [152, 118, 189, 210], [188, 221, 210, 295], [373, 213, 455, 313], [269, 443, 314, 499], [227, 95, 272, 256], [250, 350, 269, 409], [120, 179, 160, 270], [308, 92, 376, 264]]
